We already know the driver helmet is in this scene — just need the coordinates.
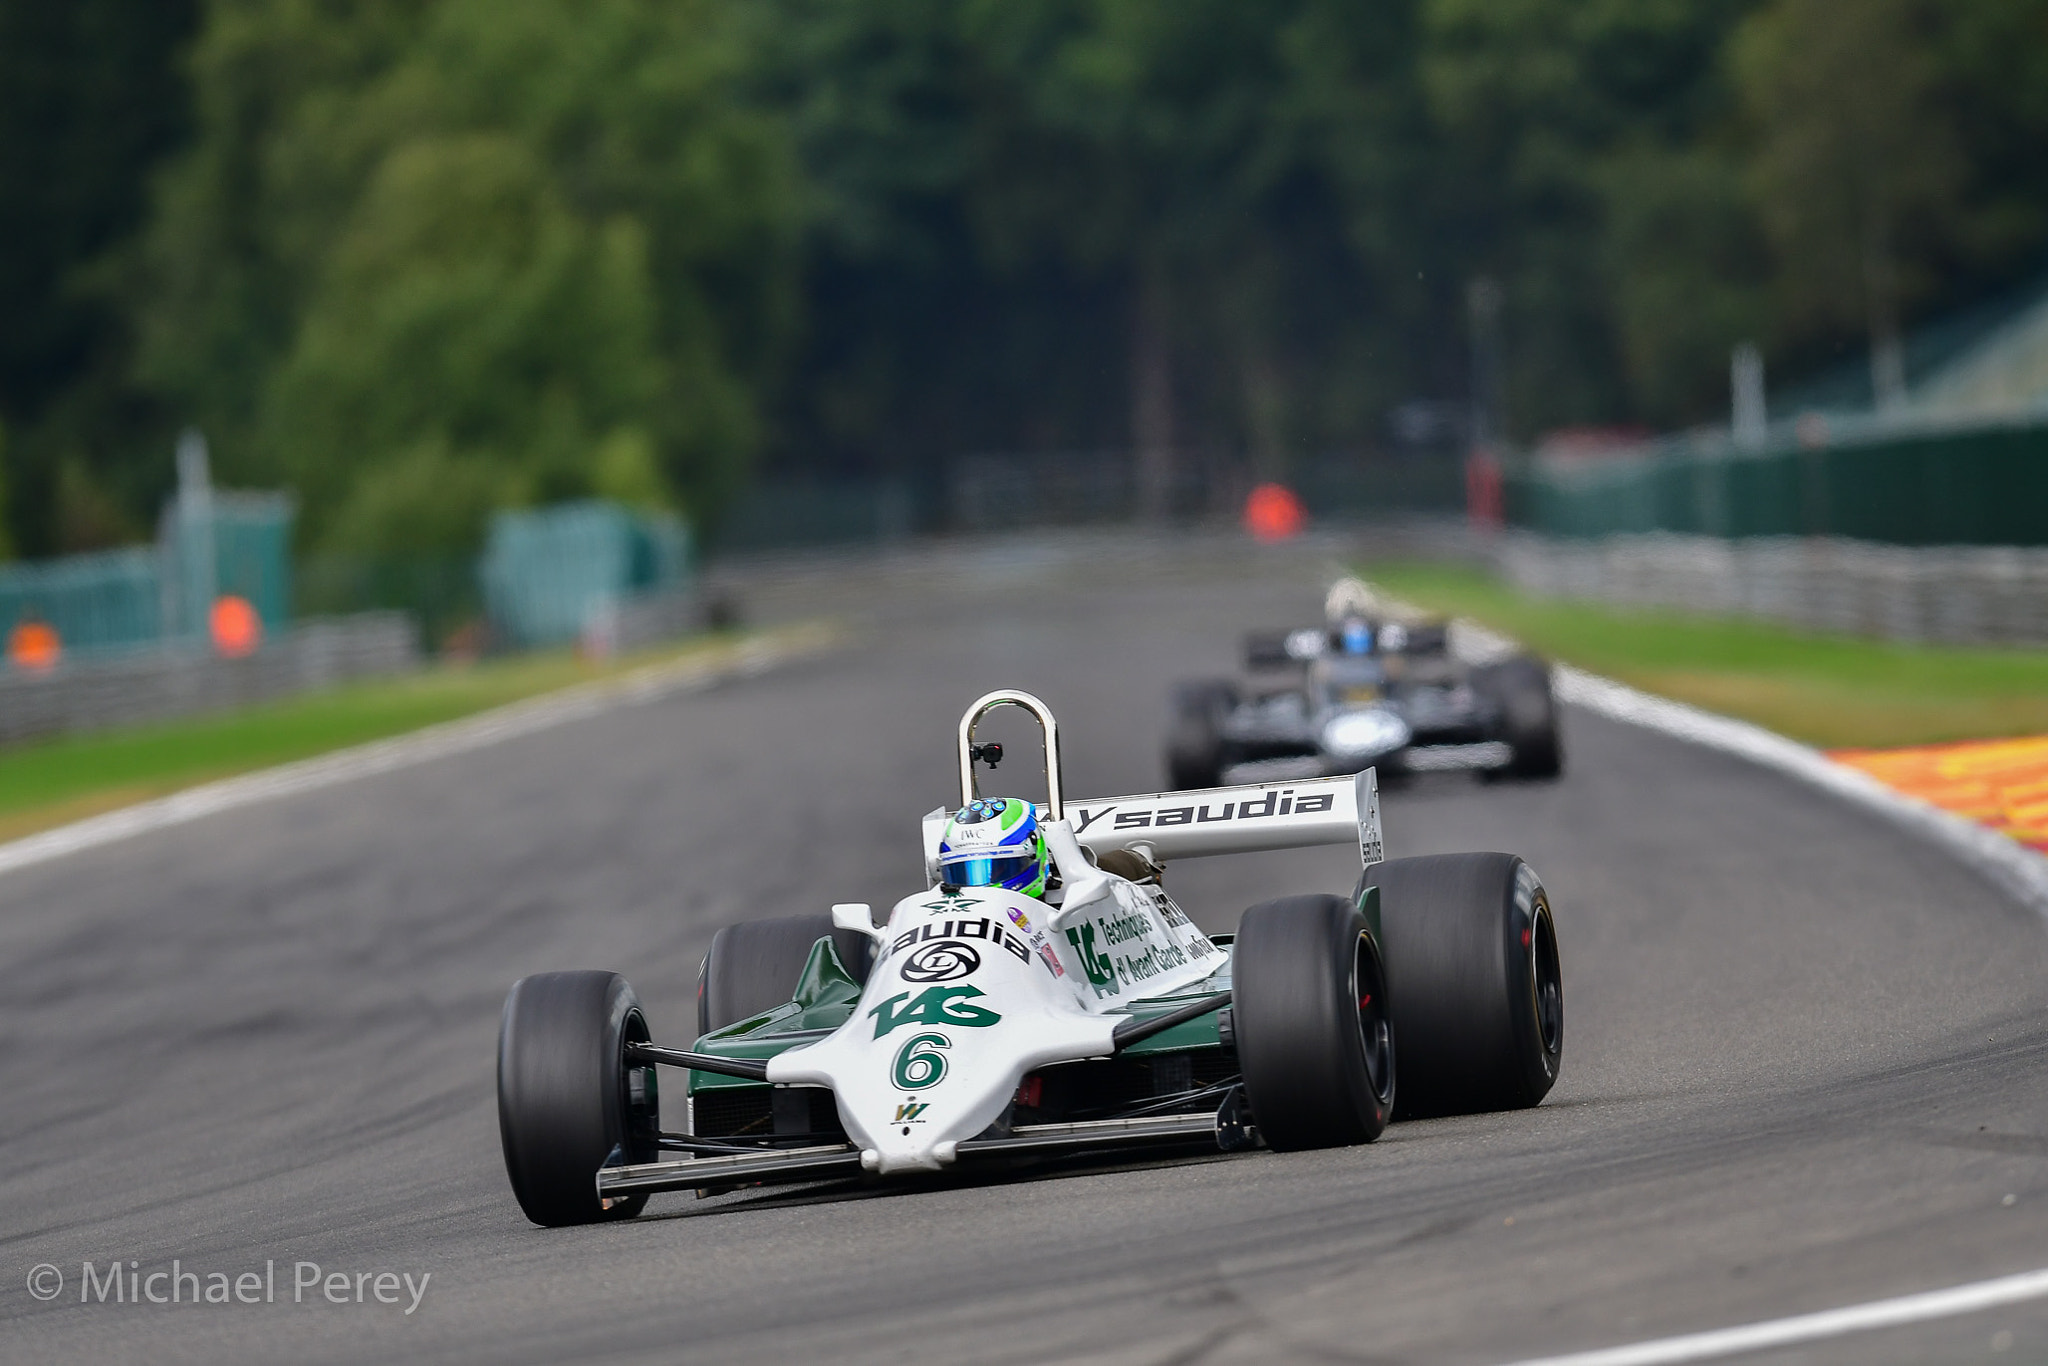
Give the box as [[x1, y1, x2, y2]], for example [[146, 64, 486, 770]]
[[1339, 616, 1373, 655], [938, 797, 1048, 897]]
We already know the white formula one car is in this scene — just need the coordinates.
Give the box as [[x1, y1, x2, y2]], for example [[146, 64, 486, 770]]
[[496, 690, 1564, 1226]]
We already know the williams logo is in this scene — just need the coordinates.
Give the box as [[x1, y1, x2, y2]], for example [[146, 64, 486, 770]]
[[869, 986, 1002, 1039], [893, 1101, 931, 1122]]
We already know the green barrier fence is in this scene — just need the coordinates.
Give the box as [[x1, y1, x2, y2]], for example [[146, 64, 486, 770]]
[[1505, 413, 2048, 545], [2, 491, 295, 660]]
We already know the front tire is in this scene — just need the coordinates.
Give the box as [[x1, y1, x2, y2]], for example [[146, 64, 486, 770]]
[[1366, 853, 1562, 1117], [698, 913, 875, 1038], [1231, 894, 1395, 1151], [497, 970, 659, 1227]]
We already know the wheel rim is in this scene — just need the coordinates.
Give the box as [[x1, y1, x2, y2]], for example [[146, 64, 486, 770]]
[[1352, 931, 1395, 1106], [1528, 898, 1562, 1059], [619, 1008, 660, 1162]]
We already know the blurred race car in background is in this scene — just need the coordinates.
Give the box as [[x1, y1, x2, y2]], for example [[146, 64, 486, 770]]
[[1165, 578, 1562, 789]]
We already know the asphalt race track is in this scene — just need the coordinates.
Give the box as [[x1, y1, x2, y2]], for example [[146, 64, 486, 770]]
[[7, 532, 2048, 1365]]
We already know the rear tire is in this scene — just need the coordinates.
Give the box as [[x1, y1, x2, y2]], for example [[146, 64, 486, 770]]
[[1474, 656, 1562, 778], [497, 970, 659, 1227], [1165, 679, 1237, 790], [698, 913, 875, 1038], [1366, 853, 1562, 1118], [1231, 894, 1395, 1151]]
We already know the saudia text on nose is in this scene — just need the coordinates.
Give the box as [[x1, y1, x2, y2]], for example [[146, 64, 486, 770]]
[[69, 1259, 430, 1313]]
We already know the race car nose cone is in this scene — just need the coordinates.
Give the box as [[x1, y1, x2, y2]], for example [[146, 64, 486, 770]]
[[1322, 709, 1411, 760]]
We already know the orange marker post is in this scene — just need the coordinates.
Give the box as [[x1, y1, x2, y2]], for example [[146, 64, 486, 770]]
[[210, 595, 263, 658], [6, 619, 61, 672], [1243, 483, 1306, 542]]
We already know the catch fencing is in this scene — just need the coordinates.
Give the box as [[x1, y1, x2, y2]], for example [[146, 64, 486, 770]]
[[707, 451, 1465, 555], [1493, 532, 2048, 646]]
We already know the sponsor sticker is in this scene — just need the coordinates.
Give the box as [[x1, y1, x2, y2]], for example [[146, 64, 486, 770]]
[[1071, 787, 1338, 835], [891, 917, 1031, 966], [890, 1032, 952, 1089], [900, 940, 980, 983], [869, 986, 1002, 1039]]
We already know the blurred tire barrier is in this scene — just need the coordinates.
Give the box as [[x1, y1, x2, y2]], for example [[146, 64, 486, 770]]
[[1494, 532, 2048, 645], [0, 611, 418, 745]]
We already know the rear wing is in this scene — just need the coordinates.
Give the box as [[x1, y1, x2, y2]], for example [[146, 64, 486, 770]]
[[920, 689, 1383, 882], [1068, 769, 1383, 869], [924, 769, 1383, 882]]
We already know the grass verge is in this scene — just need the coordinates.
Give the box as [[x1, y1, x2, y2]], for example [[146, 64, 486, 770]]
[[0, 631, 779, 845], [1363, 561, 2048, 751]]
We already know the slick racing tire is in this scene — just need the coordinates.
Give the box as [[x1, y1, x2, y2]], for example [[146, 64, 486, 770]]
[[1165, 679, 1237, 790], [1473, 656, 1562, 778], [497, 970, 659, 1227], [1366, 853, 1562, 1118], [698, 913, 875, 1038], [1231, 894, 1395, 1151]]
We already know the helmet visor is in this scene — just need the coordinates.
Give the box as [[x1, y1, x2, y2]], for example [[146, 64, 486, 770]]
[[941, 851, 1037, 888]]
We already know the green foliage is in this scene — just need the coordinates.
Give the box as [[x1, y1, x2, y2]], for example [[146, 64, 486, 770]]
[[0, 0, 196, 556], [4, 0, 2048, 557], [131, 0, 793, 552]]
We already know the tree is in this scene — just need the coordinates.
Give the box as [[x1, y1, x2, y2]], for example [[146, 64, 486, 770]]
[[0, 0, 197, 556], [132, 0, 796, 554], [1419, 0, 1761, 433], [1734, 0, 1962, 411]]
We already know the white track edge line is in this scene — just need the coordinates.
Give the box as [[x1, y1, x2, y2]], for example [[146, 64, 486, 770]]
[[1504, 1264, 2048, 1366], [0, 628, 834, 882], [1550, 664, 2048, 918]]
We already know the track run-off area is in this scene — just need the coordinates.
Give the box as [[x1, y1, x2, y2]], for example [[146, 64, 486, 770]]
[[5, 531, 2047, 1365]]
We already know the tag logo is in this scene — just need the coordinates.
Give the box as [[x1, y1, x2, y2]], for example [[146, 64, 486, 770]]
[[1065, 924, 1117, 993], [869, 986, 1002, 1039]]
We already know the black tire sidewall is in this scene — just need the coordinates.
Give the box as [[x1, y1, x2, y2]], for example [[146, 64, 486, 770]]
[[1369, 853, 1563, 1117], [1232, 893, 1393, 1151], [497, 970, 656, 1227]]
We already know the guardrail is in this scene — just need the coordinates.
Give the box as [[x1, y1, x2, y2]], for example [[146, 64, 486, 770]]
[[0, 612, 419, 745], [1493, 532, 2048, 646]]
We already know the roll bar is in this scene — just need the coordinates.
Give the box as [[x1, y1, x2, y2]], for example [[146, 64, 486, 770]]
[[957, 689, 1063, 821]]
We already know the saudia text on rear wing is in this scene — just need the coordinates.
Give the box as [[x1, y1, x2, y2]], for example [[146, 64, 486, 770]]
[[923, 769, 1383, 878]]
